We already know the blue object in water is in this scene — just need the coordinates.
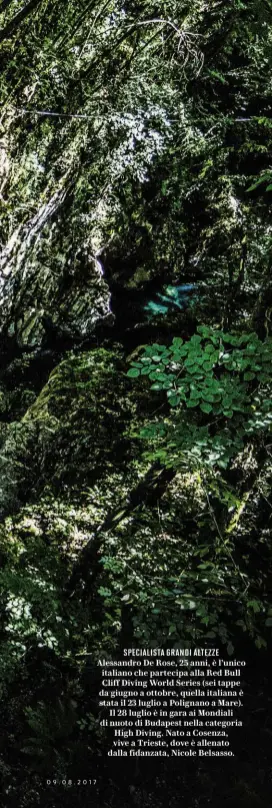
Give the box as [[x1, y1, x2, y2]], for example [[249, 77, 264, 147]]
[[144, 283, 197, 318], [143, 300, 169, 316], [165, 284, 196, 294]]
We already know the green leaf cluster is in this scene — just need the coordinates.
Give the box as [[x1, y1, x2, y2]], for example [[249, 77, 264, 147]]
[[127, 328, 272, 468]]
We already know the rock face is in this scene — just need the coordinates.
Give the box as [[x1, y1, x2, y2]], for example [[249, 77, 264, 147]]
[[0, 347, 131, 519], [0, 192, 114, 519], [0, 241, 113, 350], [0, 126, 114, 350]]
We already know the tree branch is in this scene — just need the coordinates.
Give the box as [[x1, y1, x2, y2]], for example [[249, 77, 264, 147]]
[[65, 462, 176, 598]]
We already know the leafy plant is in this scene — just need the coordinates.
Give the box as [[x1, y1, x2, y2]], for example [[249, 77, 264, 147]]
[[128, 328, 272, 469]]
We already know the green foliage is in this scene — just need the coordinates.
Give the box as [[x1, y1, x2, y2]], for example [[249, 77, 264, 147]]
[[128, 328, 272, 469], [97, 468, 270, 650], [22, 698, 77, 758], [246, 172, 272, 193], [0, 0, 272, 797]]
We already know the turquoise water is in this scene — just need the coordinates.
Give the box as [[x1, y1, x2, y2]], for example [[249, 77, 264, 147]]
[[143, 284, 197, 317]]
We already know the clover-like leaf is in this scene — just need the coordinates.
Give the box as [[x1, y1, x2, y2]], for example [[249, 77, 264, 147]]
[[127, 368, 140, 378]]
